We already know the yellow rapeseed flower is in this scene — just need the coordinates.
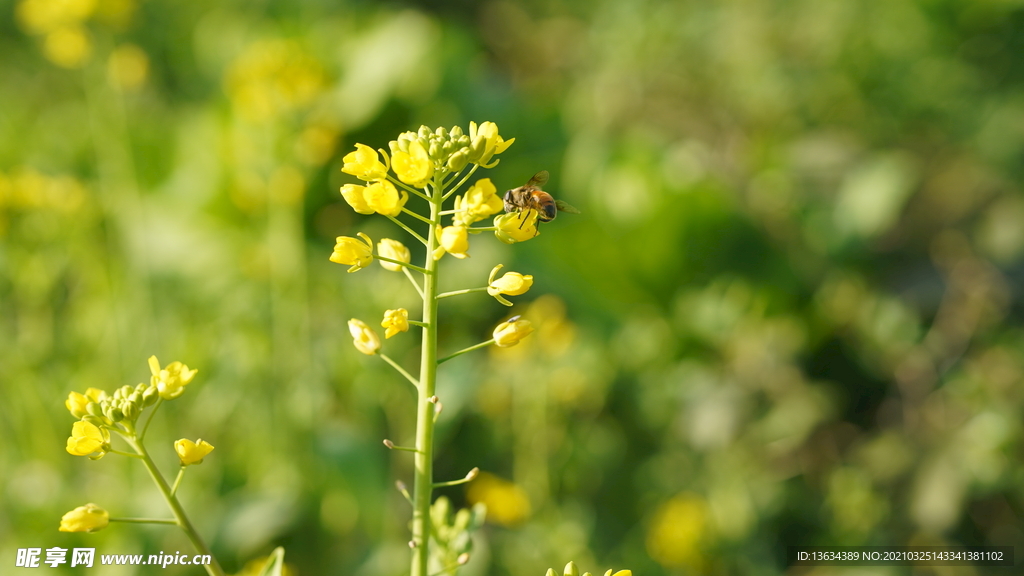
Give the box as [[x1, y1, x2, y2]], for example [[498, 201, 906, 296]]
[[493, 316, 534, 347], [364, 180, 407, 217], [174, 438, 215, 465], [433, 225, 469, 260], [494, 210, 539, 244], [454, 178, 503, 226], [381, 309, 410, 339], [341, 144, 387, 181], [340, 183, 373, 214], [392, 140, 434, 188], [16, 0, 97, 35], [330, 232, 374, 272], [59, 503, 109, 533], [377, 238, 410, 272], [487, 264, 533, 306], [43, 25, 92, 68], [348, 318, 381, 355], [107, 44, 148, 91], [466, 472, 530, 526], [646, 493, 708, 569], [66, 420, 108, 457], [65, 387, 106, 418], [148, 356, 198, 400], [468, 121, 514, 166]]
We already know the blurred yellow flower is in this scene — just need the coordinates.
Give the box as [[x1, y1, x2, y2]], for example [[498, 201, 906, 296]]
[[646, 493, 708, 569], [174, 438, 214, 465], [225, 39, 324, 121], [466, 472, 530, 526], [468, 121, 514, 166], [494, 210, 539, 244], [493, 316, 534, 347], [330, 232, 374, 273], [65, 420, 107, 457], [59, 503, 108, 533], [364, 181, 407, 217], [433, 225, 469, 260], [377, 238, 410, 272], [381, 308, 409, 339], [348, 319, 381, 355], [340, 184, 373, 215], [487, 264, 533, 306], [454, 178, 504, 226], [341, 144, 387, 182], [107, 43, 148, 91], [392, 140, 434, 188], [16, 0, 96, 34], [148, 356, 198, 400], [43, 26, 91, 68]]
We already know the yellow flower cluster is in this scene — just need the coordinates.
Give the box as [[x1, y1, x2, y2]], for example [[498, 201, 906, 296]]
[[63, 357, 199, 459], [225, 39, 325, 121]]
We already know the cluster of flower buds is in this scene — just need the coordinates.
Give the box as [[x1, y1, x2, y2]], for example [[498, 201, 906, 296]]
[[389, 121, 514, 174], [66, 383, 158, 428], [64, 357, 198, 458], [546, 562, 632, 576]]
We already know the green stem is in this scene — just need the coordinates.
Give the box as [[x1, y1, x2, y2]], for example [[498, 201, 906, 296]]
[[410, 172, 443, 576], [139, 397, 162, 442], [109, 517, 179, 525], [128, 435, 225, 576], [437, 339, 495, 365], [170, 465, 186, 497], [387, 174, 431, 202], [443, 164, 478, 200], [437, 287, 487, 299], [376, 255, 431, 275], [409, 320, 429, 328], [381, 354, 419, 388], [402, 207, 436, 225], [403, 268, 425, 299], [109, 449, 144, 459], [384, 215, 429, 246]]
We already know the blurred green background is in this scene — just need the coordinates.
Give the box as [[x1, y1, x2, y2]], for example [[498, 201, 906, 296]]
[[3, 0, 1024, 574]]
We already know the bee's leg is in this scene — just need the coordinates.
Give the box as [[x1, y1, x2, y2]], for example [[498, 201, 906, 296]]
[[518, 212, 527, 230]]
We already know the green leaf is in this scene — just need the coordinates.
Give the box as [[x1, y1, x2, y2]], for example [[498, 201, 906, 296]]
[[256, 547, 286, 576]]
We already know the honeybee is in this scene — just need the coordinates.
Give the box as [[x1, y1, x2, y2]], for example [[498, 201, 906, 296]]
[[503, 170, 580, 230]]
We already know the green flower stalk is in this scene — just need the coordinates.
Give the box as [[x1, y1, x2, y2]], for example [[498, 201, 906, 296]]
[[60, 357, 224, 576], [334, 122, 539, 576]]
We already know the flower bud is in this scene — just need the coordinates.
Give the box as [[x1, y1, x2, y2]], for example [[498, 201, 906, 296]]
[[429, 141, 441, 159], [340, 183, 373, 214], [494, 210, 539, 244], [418, 125, 431, 138], [348, 318, 381, 355], [86, 402, 103, 418], [493, 316, 534, 348], [564, 562, 580, 576], [66, 391, 91, 418], [142, 386, 159, 405], [435, 126, 448, 137], [121, 400, 139, 421], [377, 238, 411, 272], [450, 125, 463, 138], [59, 503, 109, 533], [447, 150, 469, 173]]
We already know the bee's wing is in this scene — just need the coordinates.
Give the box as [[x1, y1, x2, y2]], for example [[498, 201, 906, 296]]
[[527, 170, 549, 188], [555, 200, 580, 214]]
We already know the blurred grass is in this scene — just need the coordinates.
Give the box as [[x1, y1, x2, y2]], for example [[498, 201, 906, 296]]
[[3, 0, 1024, 575]]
